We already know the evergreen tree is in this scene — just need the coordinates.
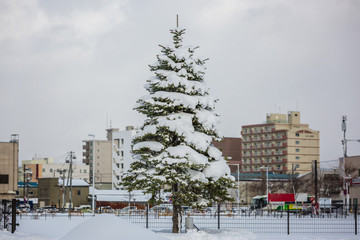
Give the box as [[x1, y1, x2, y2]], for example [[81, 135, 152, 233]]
[[122, 27, 235, 233]]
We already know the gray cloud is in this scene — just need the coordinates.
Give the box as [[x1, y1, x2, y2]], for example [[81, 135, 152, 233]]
[[0, 0, 359, 167]]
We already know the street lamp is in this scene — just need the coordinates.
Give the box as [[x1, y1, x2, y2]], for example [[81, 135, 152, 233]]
[[88, 134, 95, 215], [229, 163, 240, 205]]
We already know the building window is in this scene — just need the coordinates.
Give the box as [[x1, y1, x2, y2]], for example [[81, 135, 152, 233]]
[[296, 156, 300, 160], [296, 149, 300, 152], [74, 190, 81, 195], [295, 141, 300, 144], [121, 151, 124, 157], [121, 139, 124, 145], [50, 168, 53, 173], [15, 190, 20, 195], [80, 169, 82, 173], [84, 169, 87, 173], [0, 174, 9, 184], [296, 133, 300, 137], [42, 169, 45, 172], [295, 164, 300, 168]]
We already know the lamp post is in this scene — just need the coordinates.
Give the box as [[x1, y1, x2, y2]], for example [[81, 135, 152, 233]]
[[229, 163, 240, 204], [88, 134, 95, 215]]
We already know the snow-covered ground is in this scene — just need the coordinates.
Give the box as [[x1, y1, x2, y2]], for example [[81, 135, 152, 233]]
[[0, 214, 359, 240]]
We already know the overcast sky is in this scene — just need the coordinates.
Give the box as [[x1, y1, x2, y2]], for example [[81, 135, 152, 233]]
[[1, 0, 359, 168]]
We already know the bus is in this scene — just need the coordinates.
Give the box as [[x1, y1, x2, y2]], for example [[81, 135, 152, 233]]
[[251, 193, 314, 212]]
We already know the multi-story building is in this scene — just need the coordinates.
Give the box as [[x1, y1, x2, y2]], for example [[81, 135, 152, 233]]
[[20, 156, 89, 183], [212, 137, 242, 174], [241, 111, 319, 174], [0, 135, 19, 200], [111, 126, 137, 190], [83, 139, 113, 190], [83, 126, 138, 190]]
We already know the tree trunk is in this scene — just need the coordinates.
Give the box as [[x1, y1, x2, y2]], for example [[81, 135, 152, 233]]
[[172, 183, 182, 233], [172, 203, 182, 233]]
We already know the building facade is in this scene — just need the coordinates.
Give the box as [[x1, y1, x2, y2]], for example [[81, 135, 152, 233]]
[[111, 126, 137, 190], [83, 139, 112, 189], [0, 135, 19, 200], [212, 137, 242, 174], [83, 127, 138, 190], [38, 178, 89, 208], [241, 111, 319, 174], [20, 157, 89, 183]]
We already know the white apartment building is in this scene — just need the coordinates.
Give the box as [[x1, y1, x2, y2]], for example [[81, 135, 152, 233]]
[[111, 126, 138, 190]]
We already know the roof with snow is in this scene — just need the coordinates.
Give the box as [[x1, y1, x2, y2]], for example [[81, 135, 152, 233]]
[[90, 189, 166, 202], [58, 179, 89, 187]]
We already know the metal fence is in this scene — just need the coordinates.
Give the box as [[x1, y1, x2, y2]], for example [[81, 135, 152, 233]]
[[115, 202, 359, 235], [15, 202, 359, 235]]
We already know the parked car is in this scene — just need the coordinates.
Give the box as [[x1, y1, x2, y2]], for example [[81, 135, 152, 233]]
[[119, 206, 137, 214], [42, 206, 58, 213], [100, 206, 114, 213], [150, 205, 172, 213]]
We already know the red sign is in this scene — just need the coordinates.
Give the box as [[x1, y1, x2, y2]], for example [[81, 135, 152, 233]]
[[268, 193, 295, 202]]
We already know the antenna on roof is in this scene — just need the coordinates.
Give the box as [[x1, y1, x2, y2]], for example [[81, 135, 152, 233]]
[[177, 14, 179, 28]]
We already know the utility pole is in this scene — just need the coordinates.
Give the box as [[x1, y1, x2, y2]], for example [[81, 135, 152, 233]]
[[314, 160, 318, 207], [57, 169, 67, 211], [65, 151, 76, 210], [23, 164, 26, 202]]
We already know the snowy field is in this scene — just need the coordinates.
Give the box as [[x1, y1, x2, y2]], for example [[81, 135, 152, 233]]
[[0, 214, 359, 240]]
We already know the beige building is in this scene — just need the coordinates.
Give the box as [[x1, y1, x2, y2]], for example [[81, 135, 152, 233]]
[[0, 135, 19, 200], [38, 178, 89, 208], [241, 111, 319, 174], [83, 139, 112, 189], [20, 156, 89, 183]]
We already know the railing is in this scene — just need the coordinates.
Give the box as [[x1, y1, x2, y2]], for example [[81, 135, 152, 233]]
[[15, 203, 360, 236]]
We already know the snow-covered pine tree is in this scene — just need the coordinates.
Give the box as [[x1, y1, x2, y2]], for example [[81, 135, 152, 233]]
[[122, 27, 235, 233]]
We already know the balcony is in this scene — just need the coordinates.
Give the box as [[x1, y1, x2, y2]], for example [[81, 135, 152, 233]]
[[262, 136, 272, 141], [242, 160, 253, 165]]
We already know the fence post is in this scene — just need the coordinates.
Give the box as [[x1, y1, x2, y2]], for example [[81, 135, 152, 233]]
[[287, 205, 290, 235], [146, 203, 148, 229], [355, 204, 357, 235], [11, 199, 17, 233], [217, 203, 220, 230]]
